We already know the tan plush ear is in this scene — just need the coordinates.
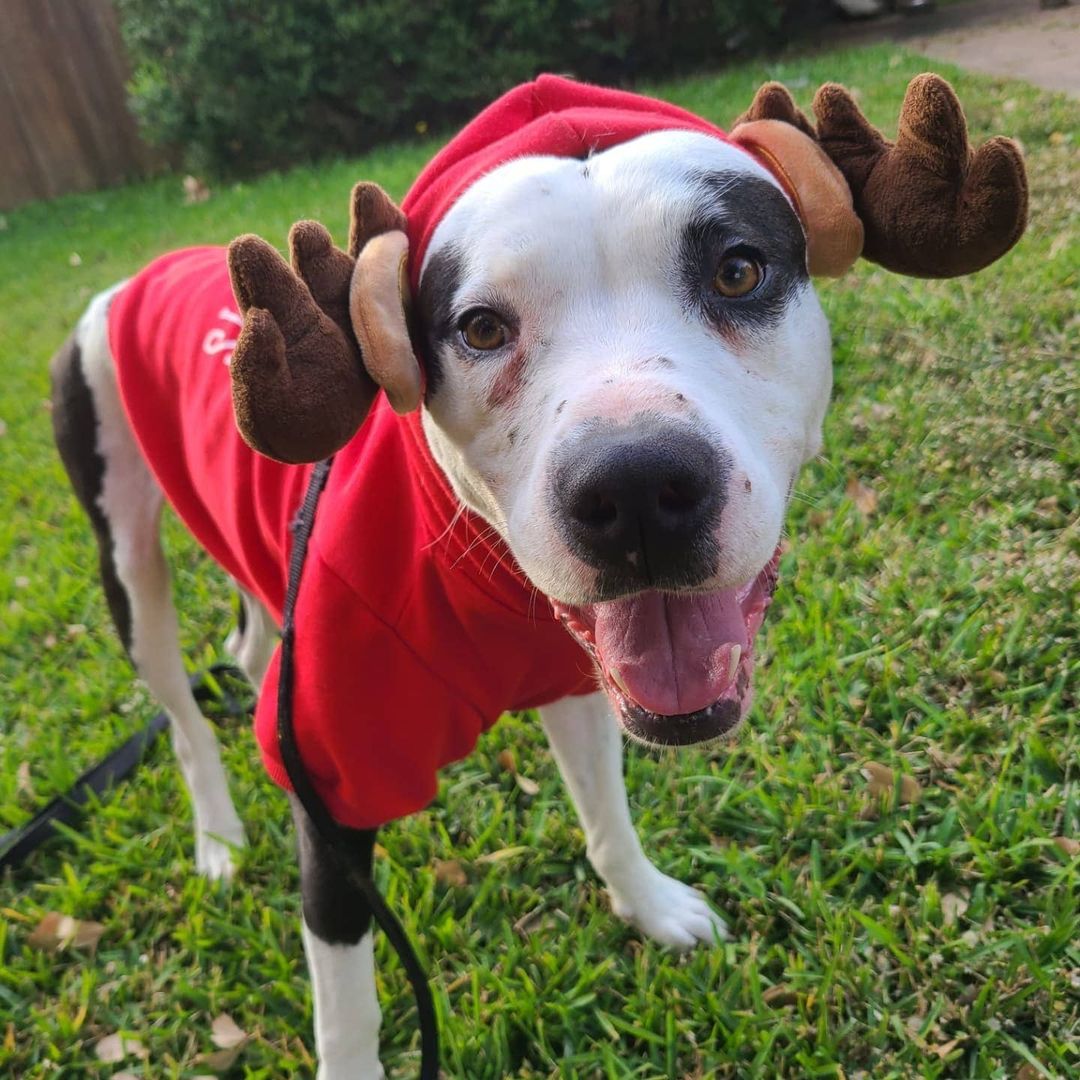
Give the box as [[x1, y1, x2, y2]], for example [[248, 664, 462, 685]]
[[731, 119, 864, 277], [349, 229, 422, 415]]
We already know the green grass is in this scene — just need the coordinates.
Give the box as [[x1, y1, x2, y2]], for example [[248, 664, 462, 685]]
[[1, 43, 1077, 1079]]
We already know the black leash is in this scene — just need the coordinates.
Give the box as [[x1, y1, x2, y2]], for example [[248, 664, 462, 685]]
[[0, 664, 249, 872], [278, 458, 440, 1080]]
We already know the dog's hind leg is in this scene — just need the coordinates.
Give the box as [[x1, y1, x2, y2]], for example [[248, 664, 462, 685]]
[[292, 796, 384, 1080], [51, 289, 245, 881], [225, 586, 278, 689], [540, 692, 728, 950]]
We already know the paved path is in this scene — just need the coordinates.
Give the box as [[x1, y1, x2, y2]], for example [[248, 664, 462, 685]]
[[827, 0, 1080, 96]]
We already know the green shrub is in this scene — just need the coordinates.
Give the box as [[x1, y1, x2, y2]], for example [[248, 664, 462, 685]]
[[117, 0, 821, 177]]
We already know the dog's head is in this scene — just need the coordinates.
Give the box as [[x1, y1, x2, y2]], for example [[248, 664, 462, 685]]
[[412, 130, 826, 743], [228, 75, 1027, 747]]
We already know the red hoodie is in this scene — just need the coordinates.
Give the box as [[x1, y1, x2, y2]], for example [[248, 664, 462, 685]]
[[109, 76, 742, 830]]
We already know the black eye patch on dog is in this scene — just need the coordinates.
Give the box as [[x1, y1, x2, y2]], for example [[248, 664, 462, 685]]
[[415, 244, 468, 397], [679, 171, 808, 337]]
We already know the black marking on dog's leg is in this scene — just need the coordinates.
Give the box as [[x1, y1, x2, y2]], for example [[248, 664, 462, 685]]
[[50, 334, 133, 653], [292, 793, 375, 945]]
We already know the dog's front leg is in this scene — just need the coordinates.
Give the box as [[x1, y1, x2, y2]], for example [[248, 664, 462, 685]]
[[540, 693, 728, 950], [292, 796, 385, 1080]]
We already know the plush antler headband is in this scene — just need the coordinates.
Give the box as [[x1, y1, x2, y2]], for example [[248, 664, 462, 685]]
[[227, 73, 1027, 465]]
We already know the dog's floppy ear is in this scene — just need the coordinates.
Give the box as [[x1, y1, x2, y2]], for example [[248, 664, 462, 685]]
[[734, 75, 1028, 279], [227, 183, 414, 463], [730, 117, 864, 277]]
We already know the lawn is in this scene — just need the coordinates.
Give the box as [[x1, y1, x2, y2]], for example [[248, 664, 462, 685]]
[[1, 43, 1077, 1080]]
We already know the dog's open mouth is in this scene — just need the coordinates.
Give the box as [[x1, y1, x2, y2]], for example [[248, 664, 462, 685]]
[[553, 548, 780, 746]]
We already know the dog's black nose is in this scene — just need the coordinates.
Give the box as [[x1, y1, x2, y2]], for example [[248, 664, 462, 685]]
[[552, 420, 725, 585]]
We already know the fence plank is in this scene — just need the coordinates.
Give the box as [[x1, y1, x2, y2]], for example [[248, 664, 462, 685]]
[[0, 0, 155, 210]]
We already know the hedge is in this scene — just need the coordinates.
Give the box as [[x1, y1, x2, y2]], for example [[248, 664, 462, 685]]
[[116, 0, 828, 177]]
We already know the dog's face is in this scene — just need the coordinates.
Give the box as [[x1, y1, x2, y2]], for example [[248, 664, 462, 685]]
[[415, 130, 832, 746]]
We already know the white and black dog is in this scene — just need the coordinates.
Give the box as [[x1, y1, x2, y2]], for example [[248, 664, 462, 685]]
[[49, 76, 1024, 1077]]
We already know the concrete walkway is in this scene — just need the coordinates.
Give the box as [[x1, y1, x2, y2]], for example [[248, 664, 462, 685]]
[[826, 0, 1080, 96]]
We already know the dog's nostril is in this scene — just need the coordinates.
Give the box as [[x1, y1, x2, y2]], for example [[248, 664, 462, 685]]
[[576, 491, 618, 528], [657, 479, 702, 515]]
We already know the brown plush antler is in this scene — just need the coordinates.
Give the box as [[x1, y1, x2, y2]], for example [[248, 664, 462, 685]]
[[227, 182, 407, 463], [736, 74, 1028, 278]]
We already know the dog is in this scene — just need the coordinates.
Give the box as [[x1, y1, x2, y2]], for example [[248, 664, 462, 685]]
[[49, 76, 1025, 1077]]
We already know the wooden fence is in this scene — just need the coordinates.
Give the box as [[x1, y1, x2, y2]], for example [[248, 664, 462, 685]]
[[0, 0, 155, 210]]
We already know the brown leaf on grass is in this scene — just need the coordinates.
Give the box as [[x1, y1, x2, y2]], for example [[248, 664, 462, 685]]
[[762, 984, 798, 1007], [433, 859, 468, 887], [941, 892, 969, 928], [845, 477, 878, 516], [183, 175, 211, 204], [862, 762, 920, 805], [1053, 837, 1080, 858], [496, 748, 517, 774], [514, 772, 540, 796], [211, 1013, 248, 1049], [928, 1037, 963, 1059], [1016, 1065, 1042, 1080], [16, 761, 34, 798], [94, 1033, 146, 1062], [28, 912, 106, 952], [196, 1045, 245, 1070], [476, 845, 530, 864]]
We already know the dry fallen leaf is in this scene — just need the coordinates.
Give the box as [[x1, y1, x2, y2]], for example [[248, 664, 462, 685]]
[[196, 1045, 245, 1070], [94, 1033, 146, 1062], [514, 773, 540, 796], [183, 174, 211, 204], [211, 1013, 248, 1050], [928, 1037, 963, 1059], [16, 761, 34, 798], [845, 477, 878, 516], [862, 761, 920, 805], [476, 845, 530, 864], [762, 984, 798, 1007], [1053, 837, 1080, 858], [496, 748, 517, 774], [941, 892, 969, 928], [28, 912, 106, 952], [433, 859, 468, 887]]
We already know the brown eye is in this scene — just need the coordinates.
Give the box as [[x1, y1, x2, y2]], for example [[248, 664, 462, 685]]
[[712, 253, 762, 298], [461, 310, 509, 351]]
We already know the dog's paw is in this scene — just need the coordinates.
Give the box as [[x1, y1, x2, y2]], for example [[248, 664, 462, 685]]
[[608, 866, 728, 951], [318, 1058, 385, 1080], [196, 821, 246, 883]]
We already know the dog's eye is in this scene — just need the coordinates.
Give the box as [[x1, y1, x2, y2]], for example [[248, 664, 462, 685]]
[[712, 253, 762, 298], [460, 310, 509, 351]]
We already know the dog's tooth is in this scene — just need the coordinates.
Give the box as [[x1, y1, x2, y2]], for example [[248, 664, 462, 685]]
[[727, 644, 742, 684]]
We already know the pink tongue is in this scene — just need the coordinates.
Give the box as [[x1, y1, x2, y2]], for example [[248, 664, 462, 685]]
[[592, 591, 748, 716]]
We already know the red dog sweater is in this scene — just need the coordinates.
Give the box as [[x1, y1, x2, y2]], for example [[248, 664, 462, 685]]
[[109, 77, 744, 830]]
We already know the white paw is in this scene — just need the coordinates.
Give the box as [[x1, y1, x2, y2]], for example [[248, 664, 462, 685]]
[[318, 1059, 385, 1080], [196, 821, 246, 882], [608, 865, 728, 951]]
